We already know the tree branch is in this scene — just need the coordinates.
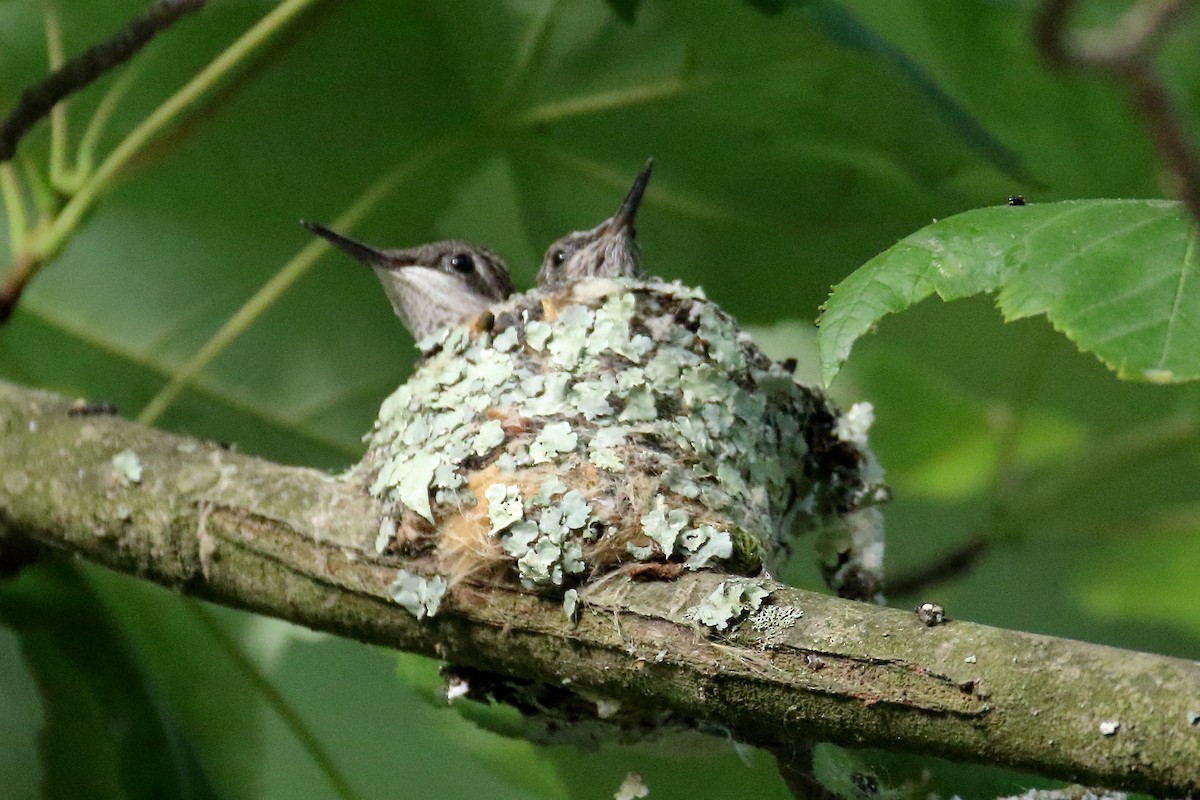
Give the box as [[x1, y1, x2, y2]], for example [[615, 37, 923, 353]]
[[0, 379, 1197, 797]]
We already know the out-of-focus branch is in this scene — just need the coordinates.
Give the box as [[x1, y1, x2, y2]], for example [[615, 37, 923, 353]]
[[1035, 0, 1200, 222], [1, 379, 1199, 797], [886, 533, 992, 596], [0, 0, 206, 163]]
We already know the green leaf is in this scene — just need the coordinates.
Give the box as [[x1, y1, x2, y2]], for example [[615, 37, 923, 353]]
[[819, 200, 1200, 384], [805, 0, 1031, 184], [81, 569, 266, 800], [603, 0, 641, 23], [1073, 521, 1200, 640], [0, 561, 223, 800]]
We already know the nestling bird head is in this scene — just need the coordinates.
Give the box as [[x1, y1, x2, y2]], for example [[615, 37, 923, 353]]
[[536, 158, 653, 289], [302, 221, 512, 340]]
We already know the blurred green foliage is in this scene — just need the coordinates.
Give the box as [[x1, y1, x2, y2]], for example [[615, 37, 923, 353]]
[[1, 1, 1198, 798]]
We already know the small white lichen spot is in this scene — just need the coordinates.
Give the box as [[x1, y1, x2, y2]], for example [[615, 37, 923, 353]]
[[485, 484, 524, 532], [834, 402, 875, 448], [535, 475, 568, 505], [525, 319, 552, 350], [614, 772, 649, 800], [749, 604, 804, 648], [445, 679, 470, 704], [559, 490, 592, 529], [1099, 720, 1120, 736], [387, 570, 447, 620], [111, 449, 143, 486], [640, 499, 689, 557], [617, 386, 657, 422], [375, 517, 396, 554], [595, 697, 621, 719], [563, 588, 579, 619], [472, 419, 505, 455], [395, 452, 439, 523], [683, 526, 733, 569], [589, 448, 624, 472], [687, 579, 772, 631], [492, 326, 519, 352], [529, 421, 578, 463], [416, 327, 449, 355]]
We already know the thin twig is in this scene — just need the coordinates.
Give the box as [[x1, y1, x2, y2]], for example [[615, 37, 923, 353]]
[[0, 0, 206, 163], [1034, 0, 1200, 222], [886, 534, 992, 596]]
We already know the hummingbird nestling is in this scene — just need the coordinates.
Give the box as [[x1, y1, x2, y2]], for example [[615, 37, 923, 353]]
[[536, 158, 653, 289], [301, 221, 513, 340]]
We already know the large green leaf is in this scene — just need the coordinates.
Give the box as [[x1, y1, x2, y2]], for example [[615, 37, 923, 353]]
[[0, 562, 223, 800], [819, 200, 1200, 384]]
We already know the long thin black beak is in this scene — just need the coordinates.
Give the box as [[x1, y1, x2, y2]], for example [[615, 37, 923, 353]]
[[301, 220, 390, 266], [610, 158, 653, 232]]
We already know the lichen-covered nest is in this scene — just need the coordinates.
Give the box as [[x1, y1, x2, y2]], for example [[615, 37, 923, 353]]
[[355, 277, 886, 602]]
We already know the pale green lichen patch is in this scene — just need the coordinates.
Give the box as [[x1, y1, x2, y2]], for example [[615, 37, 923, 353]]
[[111, 448, 143, 486], [493, 327, 520, 352], [748, 604, 805, 647], [391, 452, 439, 523], [535, 475, 568, 505], [388, 570, 447, 619], [472, 419, 505, 455], [834, 402, 875, 448], [640, 499, 690, 556], [356, 275, 887, 598], [530, 421, 577, 464], [375, 517, 396, 554], [498, 488, 594, 589], [588, 448, 624, 472], [617, 387, 656, 422], [687, 579, 773, 631], [525, 319, 552, 350], [485, 484, 523, 532]]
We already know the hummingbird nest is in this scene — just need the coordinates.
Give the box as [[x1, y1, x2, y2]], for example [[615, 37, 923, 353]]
[[355, 276, 888, 610]]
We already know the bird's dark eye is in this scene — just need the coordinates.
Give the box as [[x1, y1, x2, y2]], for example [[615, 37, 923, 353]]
[[450, 253, 475, 273], [551, 249, 566, 267]]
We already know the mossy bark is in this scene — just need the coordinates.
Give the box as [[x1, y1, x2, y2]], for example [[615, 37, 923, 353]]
[[1, 380, 1197, 797]]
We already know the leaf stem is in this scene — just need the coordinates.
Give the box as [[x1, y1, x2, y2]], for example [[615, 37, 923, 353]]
[[488, 0, 560, 117], [509, 76, 704, 127], [34, 0, 321, 262], [18, 153, 57, 219], [1, 164, 28, 254], [186, 601, 362, 800], [137, 136, 461, 425], [75, 62, 143, 187], [43, 0, 69, 188]]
